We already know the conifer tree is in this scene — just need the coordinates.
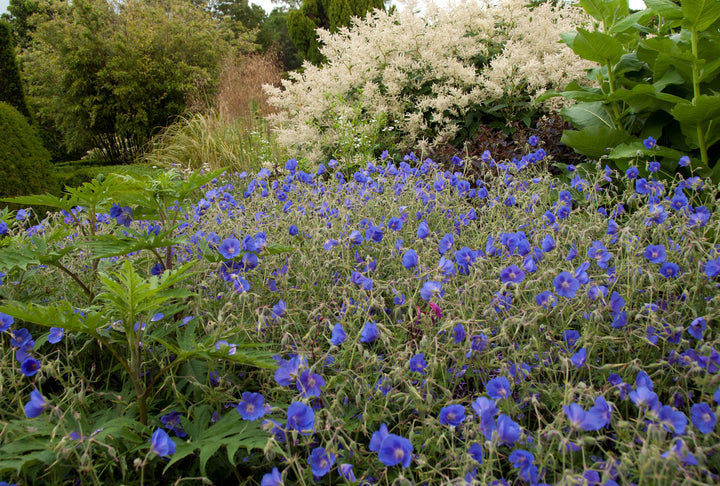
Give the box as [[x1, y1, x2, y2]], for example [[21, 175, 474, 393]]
[[0, 20, 31, 120]]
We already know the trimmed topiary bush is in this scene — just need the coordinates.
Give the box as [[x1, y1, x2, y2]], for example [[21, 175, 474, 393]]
[[0, 101, 54, 200]]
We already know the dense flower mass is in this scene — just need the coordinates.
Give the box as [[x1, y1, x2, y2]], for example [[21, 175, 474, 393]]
[[2, 137, 720, 485]]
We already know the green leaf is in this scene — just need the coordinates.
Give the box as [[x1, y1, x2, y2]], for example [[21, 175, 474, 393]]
[[561, 102, 614, 130], [644, 0, 684, 19], [561, 126, 633, 158], [671, 95, 720, 125], [608, 10, 653, 34], [571, 29, 627, 65], [682, 0, 720, 31], [0, 300, 109, 333], [0, 193, 74, 211], [163, 411, 272, 476], [81, 232, 186, 260]]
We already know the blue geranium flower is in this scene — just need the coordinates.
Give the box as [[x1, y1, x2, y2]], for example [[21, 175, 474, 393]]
[[420, 281, 443, 301], [499, 265, 525, 285], [402, 249, 418, 269], [0, 312, 13, 332], [439, 405, 465, 426], [218, 237, 242, 259], [297, 370, 326, 398], [377, 434, 413, 468], [688, 317, 706, 341], [331, 323, 347, 346], [150, 428, 176, 457], [20, 357, 40, 377], [691, 403, 716, 434], [237, 392, 266, 421], [286, 402, 315, 435], [409, 353, 427, 373], [360, 321, 379, 343], [308, 447, 335, 477], [261, 467, 283, 486], [24, 389, 47, 418], [486, 377, 512, 400], [160, 411, 187, 437], [417, 220, 430, 239], [644, 244, 666, 264], [553, 271, 580, 299], [496, 414, 521, 445]]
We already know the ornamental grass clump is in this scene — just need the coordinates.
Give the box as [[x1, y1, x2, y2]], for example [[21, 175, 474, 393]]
[[0, 140, 720, 484], [264, 0, 593, 166]]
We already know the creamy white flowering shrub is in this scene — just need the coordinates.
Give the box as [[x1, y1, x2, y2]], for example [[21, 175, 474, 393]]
[[264, 0, 593, 164]]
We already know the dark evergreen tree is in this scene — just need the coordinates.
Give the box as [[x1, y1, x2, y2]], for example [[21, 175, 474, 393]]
[[287, 0, 385, 65], [257, 7, 302, 71], [0, 20, 31, 120]]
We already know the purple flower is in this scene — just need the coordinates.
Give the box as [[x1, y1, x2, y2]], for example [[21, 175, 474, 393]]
[[468, 443, 484, 464], [20, 357, 40, 377], [688, 317, 707, 341], [308, 447, 335, 477], [438, 405, 466, 426], [629, 386, 659, 412], [496, 414, 521, 445], [409, 353, 427, 373], [486, 377, 512, 400], [571, 348, 587, 367], [110, 203, 133, 227], [150, 428, 176, 457], [658, 405, 687, 435], [218, 237, 242, 259], [453, 323, 465, 344], [377, 434, 413, 468], [691, 402, 716, 434], [420, 281, 443, 301], [644, 244, 666, 264], [237, 392, 266, 421], [369, 423, 389, 452], [360, 321, 379, 343], [261, 467, 283, 486], [402, 249, 418, 269], [659, 262, 680, 278], [553, 271, 580, 299], [286, 402, 315, 435], [160, 411, 187, 437], [705, 257, 720, 278], [643, 136, 657, 149], [417, 221, 430, 239], [649, 161, 661, 173], [662, 439, 698, 466], [339, 463, 356, 481], [528, 135, 539, 147], [297, 370, 326, 398], [535, 291, 556, 309], [626, 167, 639, 179], [438, 233, 454, 255], [331, 323, 347, 346], [24, 389, 48, 418], [541, 234, 555, 253], [679, 156, 691, 167], [0, 312, 13, 332], [499, 265, 525, 285]]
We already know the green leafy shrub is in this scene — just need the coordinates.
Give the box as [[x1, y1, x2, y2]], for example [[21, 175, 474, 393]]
[[545, 0, 720, 180], [0, 101, 54, 200], [265, 0, 593, 166]]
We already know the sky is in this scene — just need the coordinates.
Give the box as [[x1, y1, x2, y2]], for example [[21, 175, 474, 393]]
[[0, 0, 647, 17]]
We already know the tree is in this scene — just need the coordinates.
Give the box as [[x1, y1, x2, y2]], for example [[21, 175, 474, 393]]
[[287, 0, 385, 64], [0, 20, 31, 119], [258, 7, 302, 71], [21, 0, 256, 164]]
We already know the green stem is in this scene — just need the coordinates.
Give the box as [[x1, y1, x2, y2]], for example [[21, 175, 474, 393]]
[[606, 62, 622, 127], [54, 262, 95, 303], [691, 28, 709, 168]]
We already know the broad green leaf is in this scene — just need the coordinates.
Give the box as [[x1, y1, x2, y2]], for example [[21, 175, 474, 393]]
[[609, 9, 653, 34], [645, 0, 684, 19], [571, 29, 627, 65], [561, 126, 633, 158], [608, 141, 688, 160], [671, 95, 720, 125], [0, 193, 74, 211], [561, 101, 614, 130], [0, 300, 108, 333], [682, 0, 720, 31], [81, 232, 186, 260], [163, 407, 272, 476]]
